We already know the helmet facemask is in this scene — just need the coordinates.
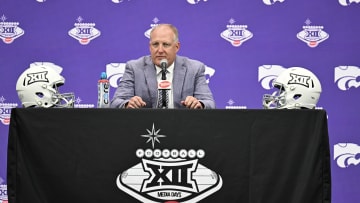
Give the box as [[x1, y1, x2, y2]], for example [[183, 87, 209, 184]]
[[51, 91, 75, 108], [263, 83, 287, 109]]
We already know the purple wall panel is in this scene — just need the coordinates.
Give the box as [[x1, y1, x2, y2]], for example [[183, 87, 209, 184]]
[[0, 0, 359, 202]]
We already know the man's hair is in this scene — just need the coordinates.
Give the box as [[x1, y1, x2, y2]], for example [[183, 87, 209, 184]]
[[150, 24, 179, 43]]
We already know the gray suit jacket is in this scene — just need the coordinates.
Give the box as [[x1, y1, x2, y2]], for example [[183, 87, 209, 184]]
[[110, 55, 215, 109]]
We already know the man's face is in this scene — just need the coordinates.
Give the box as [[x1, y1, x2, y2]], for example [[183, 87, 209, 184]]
[[149, 26, 180, 67]]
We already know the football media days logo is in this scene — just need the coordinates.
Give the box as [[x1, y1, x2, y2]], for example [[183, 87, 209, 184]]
[[0, 184, 7, 203], [297, 19, 329, 48], [115, 123, 223, 202], [220, 18, 253, 47], [0, 177, 7, 203], [0, 96, 17, 125], [0, 15, 24, 44], [68, 16, 101, 45]]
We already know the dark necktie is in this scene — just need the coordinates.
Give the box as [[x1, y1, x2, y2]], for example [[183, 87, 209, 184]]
[[157, 69, 169, 108]]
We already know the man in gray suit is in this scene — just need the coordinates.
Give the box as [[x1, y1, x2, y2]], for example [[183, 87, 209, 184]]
[[110, 24, 215, 109]]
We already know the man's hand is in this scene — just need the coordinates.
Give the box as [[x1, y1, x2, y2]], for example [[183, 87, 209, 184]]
[[125, 96, 146, 108], [181, 96, 203, 109]]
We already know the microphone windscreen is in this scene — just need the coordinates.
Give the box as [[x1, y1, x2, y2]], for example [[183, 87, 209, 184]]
[[160, 59, 168, 68]]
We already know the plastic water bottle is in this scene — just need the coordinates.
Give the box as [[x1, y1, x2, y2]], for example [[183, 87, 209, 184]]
[[97, 72, 110, 108]]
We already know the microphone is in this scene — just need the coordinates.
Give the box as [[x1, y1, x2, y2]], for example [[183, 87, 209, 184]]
[[160, 59, 168, 69], [158, 59, 170, 108], [160, 59, 168, 80]]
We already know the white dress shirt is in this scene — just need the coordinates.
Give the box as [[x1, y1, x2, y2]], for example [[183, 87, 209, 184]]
[[156, 63, 174, 108]]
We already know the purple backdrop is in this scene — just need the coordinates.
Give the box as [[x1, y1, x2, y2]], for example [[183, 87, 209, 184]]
[[1, 0, 360, 202]]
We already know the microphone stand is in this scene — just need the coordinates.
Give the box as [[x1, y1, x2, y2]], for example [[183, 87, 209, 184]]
[[161, 68, 167, 108]]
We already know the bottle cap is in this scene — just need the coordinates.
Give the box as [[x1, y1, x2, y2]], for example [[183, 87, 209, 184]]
[[100, 72, 107, 79]]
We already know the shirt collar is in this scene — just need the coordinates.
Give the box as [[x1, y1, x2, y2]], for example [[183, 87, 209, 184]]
[[156, 61, 174, 75]]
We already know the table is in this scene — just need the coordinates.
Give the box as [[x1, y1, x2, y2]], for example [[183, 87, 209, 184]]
[[7, 108, 331, 203]]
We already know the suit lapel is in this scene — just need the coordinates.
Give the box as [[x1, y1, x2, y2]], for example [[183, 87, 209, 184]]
[[173, 57, 186, 104], [143, 57, 158, 107]]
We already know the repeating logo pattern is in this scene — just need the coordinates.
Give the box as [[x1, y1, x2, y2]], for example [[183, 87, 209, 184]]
[[297, 19, 329, 48], [339, 0, 360, 6], [74, 97, 95, 108], [106, 63, 126, 88], [116, 123, 223, 202], [334, 66, 360, 90], [225, 99, 247, 109], [0, 1, 359, 202], [111, 0, 128, 3], [68, 16, 101, 45], [334, 143, 360, 168], [220, 18, 253, 47], [0, 177, 7, 202], [187, 0, 209, 4], [258, 65, 287, 90], [144, 18, 160, 40], [0, 97, 17, 125], [0, 15, 24, 44], [263, 0, 285, 5], [0, 185, 7, 203], [110, 0, 210, 4]]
